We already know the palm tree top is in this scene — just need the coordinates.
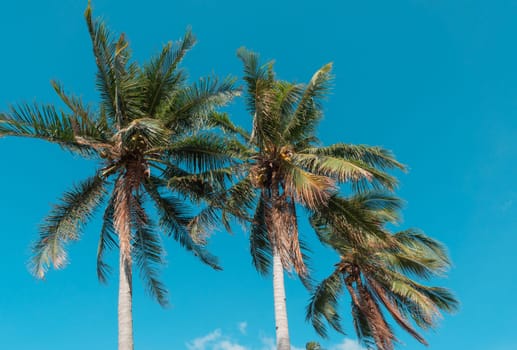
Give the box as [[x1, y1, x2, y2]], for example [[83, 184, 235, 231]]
[[0, 2, 240, 306], [307, 192, 458, 349]]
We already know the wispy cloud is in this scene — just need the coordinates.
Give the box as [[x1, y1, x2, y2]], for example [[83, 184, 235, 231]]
[[329, 339, 366, 350], [258, 333, 303, 350], [188, 328, 363, 350], [213, 340, 247, 350], [238, 321, 248, 335], [187, 329, 223, 350], [187, 329, 247, 350], [189, 330, 304, 350], [259, 335, 275, 350]]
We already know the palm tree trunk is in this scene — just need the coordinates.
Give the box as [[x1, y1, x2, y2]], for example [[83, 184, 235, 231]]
[[118, 251, 134, 350], [114, 177, 135, 350], [273, 246, 290, 350]]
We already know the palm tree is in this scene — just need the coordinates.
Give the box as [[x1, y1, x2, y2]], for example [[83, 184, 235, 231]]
[[0, 4, 238, 350], [306, 341, 324, 350], [206, 48, 405, 350], [307, 193, 458, 350]]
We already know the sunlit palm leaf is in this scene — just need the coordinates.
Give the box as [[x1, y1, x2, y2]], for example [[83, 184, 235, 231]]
[[303, 144, 405, 171], [282, 162, 335, 209]]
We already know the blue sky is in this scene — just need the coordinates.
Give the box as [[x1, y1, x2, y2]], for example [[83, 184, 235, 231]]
[[0, 1, 516, 349]]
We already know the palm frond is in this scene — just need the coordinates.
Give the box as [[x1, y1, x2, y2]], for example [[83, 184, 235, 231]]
[[351, 303, 376, 350], [119, 117, 170, 151], [188, 205, 221, 244], [274, 81, 304, 132], [394, 229, 451, 268], [310, 195, 389, 247], [131, 192, 168, 306], [144, 177, 221, 270], [141, 29, 196, 116], [0, 104, 102, 156], [236, 47, 279, 146], [221, 177, 256, 222], [303, 144, 405, 171], [347, 191, 403, 224], [367, 277, 427, 345], [85, 3, 142, 126], [295, 153, 399, 191], [250, 195, 272, 275], [236, 47, 273, 115], [306, 269, 345, 337], [97, 195, 118, 283], [166, 133, 237, 173], [31, 174, 106, 278], [282, 162, 335, 209], [51, 80, 112, 140], [206, 112, 251, 141], [283, 63, 333, 142], [162, 75, 239, 132]]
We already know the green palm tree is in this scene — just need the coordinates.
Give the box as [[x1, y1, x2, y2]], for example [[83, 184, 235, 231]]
[[206, 48, 405, 350], [306, 341, 324, 350], [0, 4, 238, 350], [307, 193, 458, 350]]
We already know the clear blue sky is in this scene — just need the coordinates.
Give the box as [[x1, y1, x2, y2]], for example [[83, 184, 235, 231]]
[[0, 1, 515, 349]]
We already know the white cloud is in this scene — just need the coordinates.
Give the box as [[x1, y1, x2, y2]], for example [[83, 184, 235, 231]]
[[291, 345, 305, 350], [187, 329, 248, 350], [238, 322, 248, 335], [330, 339, 366, 350], [259, 334, 303, 350], [214, 340, 248, 350], [188, 329, 362, 350], [259, 335, 275, 350], [187, 329, 223, 350]]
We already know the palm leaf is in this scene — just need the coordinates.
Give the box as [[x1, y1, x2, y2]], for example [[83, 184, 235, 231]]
[[283, 63, 333, 142], [31, 174, 106, 278], [144, 177, 221, 270], [303, 144, 405, 171], [141, 29, 196, 116], [282, 162, 335, 209], [206, 112, 251, 141], [0, 104, 102, 156], [236, 47, 279, 146], [250, 195, 272, 275], [162, 75, 239, 132], [166, 133, 237, 173], [306, 269, 345, 337], [131, 192, 168, 306], [294, 153, 399, 191], [85, 3, 142, 126], [96, 195, 118, 283]]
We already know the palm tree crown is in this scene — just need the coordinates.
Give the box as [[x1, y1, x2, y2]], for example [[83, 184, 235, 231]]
[[0, 3, 238, 349], [204, 48, 406, 350], [307, 192, 458, 350]]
